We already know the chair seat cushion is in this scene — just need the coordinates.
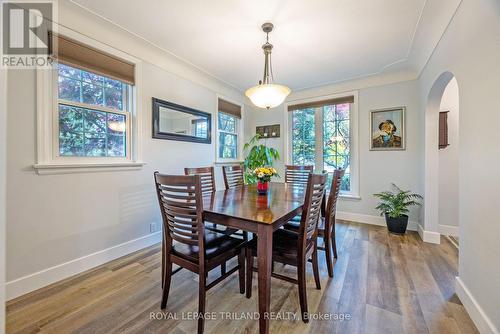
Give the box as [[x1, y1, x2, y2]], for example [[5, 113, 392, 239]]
[[204, 221, 225, 231], [283, 216, 325, 232], [248, 229, 300, 258], [172, 229, 245, 262], [282, 215, 301, 231]]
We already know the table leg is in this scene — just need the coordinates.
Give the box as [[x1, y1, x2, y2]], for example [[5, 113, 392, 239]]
[[257, 224, 273, 334]]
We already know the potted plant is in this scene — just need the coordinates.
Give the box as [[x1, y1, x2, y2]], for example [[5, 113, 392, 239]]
[[252, 167, 278, 195], [243, 134, 280, 184], [374, 184, 423, 234]]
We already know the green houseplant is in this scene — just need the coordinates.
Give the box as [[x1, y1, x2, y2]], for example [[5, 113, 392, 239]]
[[243, 134, 280, 184], [374, 184, 423, 234]]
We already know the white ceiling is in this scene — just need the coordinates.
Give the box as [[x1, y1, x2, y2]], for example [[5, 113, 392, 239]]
[[71, 0, 461, 91]]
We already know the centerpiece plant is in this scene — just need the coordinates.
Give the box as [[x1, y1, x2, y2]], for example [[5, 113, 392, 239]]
[[243, 134, 280, 184], [252, 167, 279, 195], [374, 183, 423, 234]]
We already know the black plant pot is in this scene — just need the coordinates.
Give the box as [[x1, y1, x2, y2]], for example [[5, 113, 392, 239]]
[[384, 214, 409, 234]]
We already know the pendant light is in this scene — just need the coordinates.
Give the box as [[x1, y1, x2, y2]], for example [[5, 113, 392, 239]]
[[245, 23, 291, 109]]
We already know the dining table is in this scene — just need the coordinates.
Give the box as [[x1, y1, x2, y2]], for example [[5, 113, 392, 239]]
[[202, 182, 307, 334]]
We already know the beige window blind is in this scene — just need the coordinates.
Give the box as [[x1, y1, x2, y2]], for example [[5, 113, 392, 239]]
[[287, 95, 354, 112], [218, 98, 241, 118], [50, 33, 135, 85]]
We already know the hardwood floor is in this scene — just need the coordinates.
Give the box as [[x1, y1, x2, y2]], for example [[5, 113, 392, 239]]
[[6, 221, 477, 334]]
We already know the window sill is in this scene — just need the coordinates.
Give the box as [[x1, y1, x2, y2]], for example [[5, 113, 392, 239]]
[[214, 160, 244, 166], [339, 194, 361, 200], [33, 162, 146, 175]]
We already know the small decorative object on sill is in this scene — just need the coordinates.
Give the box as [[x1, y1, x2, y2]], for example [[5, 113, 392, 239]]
[[373, 183, 422, 234], [252, 167, 278, 195]]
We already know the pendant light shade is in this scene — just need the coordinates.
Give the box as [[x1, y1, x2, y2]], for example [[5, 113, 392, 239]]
[[245, 83, 291, 109], [245, 23, 291, 109]]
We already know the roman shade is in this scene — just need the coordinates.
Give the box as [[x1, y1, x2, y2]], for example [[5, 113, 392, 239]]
[[218, 98, 241, 118], [287, 95, 354, 112], [50, 33, 135, 85]]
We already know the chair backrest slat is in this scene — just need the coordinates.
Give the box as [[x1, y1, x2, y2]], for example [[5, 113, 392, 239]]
[[298, 173, 328, 250], [325, 169, 345, 228], [222, 165, 244, 189], [184, 166, 216, 194], [285, 165, 314, 185], [155, 172, 205, 252]]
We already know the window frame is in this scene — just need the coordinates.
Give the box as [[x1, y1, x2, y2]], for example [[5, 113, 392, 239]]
[[285, 91, 360, 198], [34, 26, 144, 174], [52, 66, 133, 161], [215, 96, 243, 163]]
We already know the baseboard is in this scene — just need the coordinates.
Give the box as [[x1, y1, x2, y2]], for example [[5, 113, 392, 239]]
[[455, 277, 499, 334], [337, 211, 443, 245], [417, 224, 441, 244], [439, 224, 459, 237], [336, 211, 418, 231], [6, 231, 162, 301]]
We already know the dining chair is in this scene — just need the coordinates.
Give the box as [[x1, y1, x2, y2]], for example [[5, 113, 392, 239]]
[[222, 164, 245, 189], [154, 172, 246, 334], [285, 165, 314, 185], [221, 164, 249, 250], [245, 172, 328, 323], [184, 166, 245, 275], [184, 166, 223, 232], [284, 169, 345, 277], [319, 169, 344, 276], [184, 166, 216, 194]]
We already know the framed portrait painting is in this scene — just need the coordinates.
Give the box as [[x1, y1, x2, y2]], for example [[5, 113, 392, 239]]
[[370, 107, 405, 151]]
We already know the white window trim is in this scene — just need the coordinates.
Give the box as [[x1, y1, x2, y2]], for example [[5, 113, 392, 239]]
[[215, 95, 244, 164], [34, 25, 144, 175], [284, 91, 360, 198]]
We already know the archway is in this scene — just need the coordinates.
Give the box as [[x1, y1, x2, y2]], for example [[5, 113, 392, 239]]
[[424, 71, 459, 244]]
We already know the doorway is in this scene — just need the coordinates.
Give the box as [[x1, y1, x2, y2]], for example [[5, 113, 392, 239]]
[[424, 72, 460, 244]]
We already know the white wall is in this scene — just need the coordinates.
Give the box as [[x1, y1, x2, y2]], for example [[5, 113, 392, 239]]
[[246, 79, 423, 223], [419, 0, 500, 332], [0, 68, 7, 333], [438, 78, 459, 231], [5, 2, 246, 298]]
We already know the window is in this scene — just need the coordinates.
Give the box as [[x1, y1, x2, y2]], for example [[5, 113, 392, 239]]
[[218, 112, 238, 159], [288, 94, 358, 195], [291, 108, 316, 166], [322, 103, 351, 191], [57, 63, 131, 157], [216, 98, 242, 161], [34, 32, 143, 174]]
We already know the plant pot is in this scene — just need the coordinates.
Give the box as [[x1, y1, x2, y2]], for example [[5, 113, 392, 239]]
[[257, 181, 269, 195], [384, 213, 409, 234]]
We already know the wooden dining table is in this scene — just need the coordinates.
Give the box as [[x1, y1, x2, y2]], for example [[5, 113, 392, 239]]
[[202, 182, 307, 334]]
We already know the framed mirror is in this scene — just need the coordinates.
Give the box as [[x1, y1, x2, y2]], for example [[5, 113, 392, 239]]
[[152, 98, 211, 144]]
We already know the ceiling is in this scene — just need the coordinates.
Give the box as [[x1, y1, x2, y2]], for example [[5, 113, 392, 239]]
[[70, 0, 461, 91]]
